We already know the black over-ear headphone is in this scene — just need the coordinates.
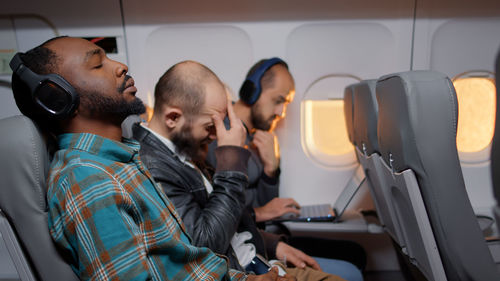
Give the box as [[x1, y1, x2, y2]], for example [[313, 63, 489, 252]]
[[239, 57, 286, 105], [9, 52, 79, 118]]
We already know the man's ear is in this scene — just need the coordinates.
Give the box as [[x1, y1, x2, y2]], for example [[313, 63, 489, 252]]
[[164, 107, 183, 129]]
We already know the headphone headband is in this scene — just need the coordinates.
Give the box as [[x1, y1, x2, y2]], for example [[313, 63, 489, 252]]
[[239, 57, 286, 105]]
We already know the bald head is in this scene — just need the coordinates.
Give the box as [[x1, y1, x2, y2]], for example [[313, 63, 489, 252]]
[[153, 61, 224, 118]]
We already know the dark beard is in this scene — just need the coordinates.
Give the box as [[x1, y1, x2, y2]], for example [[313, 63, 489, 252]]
[[171, 122, 208, 163], [77, 77, 146, 125], [251, 106, 275, 131]]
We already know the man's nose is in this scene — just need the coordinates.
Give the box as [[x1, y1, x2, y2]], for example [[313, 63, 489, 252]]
[[114, 60, 128, 77], [275, 104, 286, 118]]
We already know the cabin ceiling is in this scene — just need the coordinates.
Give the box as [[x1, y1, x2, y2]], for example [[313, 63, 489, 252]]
[[123, 0, 500, 24], [2, 0, 500, 28]]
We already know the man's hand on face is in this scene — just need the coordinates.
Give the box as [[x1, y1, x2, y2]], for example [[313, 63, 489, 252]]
[[254, 198, 301, 222], [276, 242, 321, 271], [213, 101, 246, 147], [251, 130, 280, 177], [246, 266, 296, 281]]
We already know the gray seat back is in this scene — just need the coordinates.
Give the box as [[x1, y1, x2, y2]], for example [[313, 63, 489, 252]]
[[377, 71, 499, 281], [0, 115, 78, 281], [343, 84, 355, 145], [351, 80, 405, 247], [377, 149, 446, 280], [352, 80, 379, 156], [492, 49, 500, 234]]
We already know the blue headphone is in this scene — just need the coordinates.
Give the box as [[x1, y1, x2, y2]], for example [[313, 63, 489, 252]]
[[10, 52, 79, 118], [239, 57, 287, 105]]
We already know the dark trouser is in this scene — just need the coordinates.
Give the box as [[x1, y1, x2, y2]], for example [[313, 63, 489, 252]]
[[288, 236, 367, 271]]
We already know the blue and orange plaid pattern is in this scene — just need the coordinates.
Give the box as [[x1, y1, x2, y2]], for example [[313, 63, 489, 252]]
[[47, 133, 247, 281]]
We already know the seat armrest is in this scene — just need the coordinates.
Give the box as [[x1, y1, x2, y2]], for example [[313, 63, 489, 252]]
[[487, 239, 500, 264]]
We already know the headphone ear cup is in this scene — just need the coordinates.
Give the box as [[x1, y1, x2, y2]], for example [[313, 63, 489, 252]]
[[10, 52, 79, 119], [11, 73, 46, 119], [240, 80, 259, 105], [34, 78, 79, 118], [239, 57, 286, 106]]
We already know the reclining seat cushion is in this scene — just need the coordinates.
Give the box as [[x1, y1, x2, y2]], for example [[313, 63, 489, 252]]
[[0, 115, 77, 280]]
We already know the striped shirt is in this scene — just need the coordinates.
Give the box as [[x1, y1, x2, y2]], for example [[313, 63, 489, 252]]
[[47, 133, 247, 281]]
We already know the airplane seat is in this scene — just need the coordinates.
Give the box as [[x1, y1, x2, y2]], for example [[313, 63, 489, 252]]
[[350, 80, 405, 248], [0, 115, 78, 281], [376, 70, 499, 281], [121, 114, 143, 139], [492, 48, 500, 235]]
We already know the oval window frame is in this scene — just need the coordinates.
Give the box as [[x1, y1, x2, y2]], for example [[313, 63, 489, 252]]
[[300, 74, 362, 168]]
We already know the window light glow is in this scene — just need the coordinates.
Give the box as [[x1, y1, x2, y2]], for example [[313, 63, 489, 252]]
[[141, 91, 154, 122], [453, 77, 496, 153], [303, 99, 353, 156], [141, 105, 154, 123]]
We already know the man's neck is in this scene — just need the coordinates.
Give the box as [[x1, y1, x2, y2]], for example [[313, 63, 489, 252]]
[[63, 116, 123, 142], [233, 100, 254, 132], [148, 117, 171, 140], [145, 118, 190, 163]]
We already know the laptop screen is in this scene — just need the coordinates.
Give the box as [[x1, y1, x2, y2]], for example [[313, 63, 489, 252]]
[[333, 165, 366, 219]]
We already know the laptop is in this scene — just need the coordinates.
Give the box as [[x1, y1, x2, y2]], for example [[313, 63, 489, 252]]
[[272, 166, 366, 222]]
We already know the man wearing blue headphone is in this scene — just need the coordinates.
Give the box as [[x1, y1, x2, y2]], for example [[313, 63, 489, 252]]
[[206, 58, 367, 277], [208, 58, 299, 223]]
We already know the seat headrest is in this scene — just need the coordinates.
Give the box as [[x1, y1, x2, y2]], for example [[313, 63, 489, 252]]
[[343, 84, 355, 144], [376, 71, 458, 173], [352, 79, 378, 155]]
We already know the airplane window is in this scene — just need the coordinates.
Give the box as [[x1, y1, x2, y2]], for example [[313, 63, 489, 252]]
[[303, 99, 352, 156], [453, 72, 496, 154], [142, 104, 154, 123], [301, 74, 360, 167]]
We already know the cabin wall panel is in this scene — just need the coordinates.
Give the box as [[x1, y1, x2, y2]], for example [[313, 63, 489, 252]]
[[280, 20, 413, 204], [414, 1, 500, 212], [124, 22, 300, 107]]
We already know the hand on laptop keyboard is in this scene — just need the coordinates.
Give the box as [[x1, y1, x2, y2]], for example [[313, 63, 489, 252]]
[[254, 197, 301, 222]]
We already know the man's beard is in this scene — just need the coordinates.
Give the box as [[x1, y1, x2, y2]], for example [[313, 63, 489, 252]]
[[171, 122, 210, 163], [77, 76, 146, 124], [251, 106, 276, 131]]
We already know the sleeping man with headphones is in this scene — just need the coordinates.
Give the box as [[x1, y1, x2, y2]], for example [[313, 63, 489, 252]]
[[10, 36, 296, 281], [206, 58, 367, 275]]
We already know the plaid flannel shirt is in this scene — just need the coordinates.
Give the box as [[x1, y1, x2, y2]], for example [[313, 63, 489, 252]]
[[47, 133, 247, 281]]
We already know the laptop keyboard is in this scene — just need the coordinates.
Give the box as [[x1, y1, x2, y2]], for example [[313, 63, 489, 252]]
[[300, 204, 333, 218]]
